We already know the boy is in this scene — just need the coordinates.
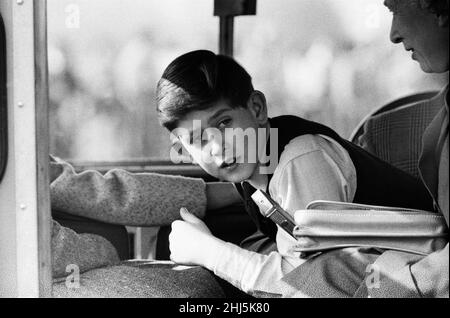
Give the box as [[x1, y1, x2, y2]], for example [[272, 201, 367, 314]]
[[156, 50, 434, 296]]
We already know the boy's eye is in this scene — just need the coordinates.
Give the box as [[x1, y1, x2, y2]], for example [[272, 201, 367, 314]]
[[217, 118, 232, 129]]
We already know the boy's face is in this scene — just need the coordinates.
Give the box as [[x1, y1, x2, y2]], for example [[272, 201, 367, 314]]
[[173, 93, 269, 183]]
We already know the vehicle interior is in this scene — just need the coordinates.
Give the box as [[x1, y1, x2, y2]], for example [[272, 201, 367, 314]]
[[0, 0, 448, 297]]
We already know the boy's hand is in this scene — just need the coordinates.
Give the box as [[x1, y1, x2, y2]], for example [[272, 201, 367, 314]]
[[169, 208, 223, 268]]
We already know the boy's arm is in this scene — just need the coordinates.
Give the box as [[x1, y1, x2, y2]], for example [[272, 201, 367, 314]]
[[269, 135, 357, 212], [50, 156, 207, 226], [170, 209, 302, 296]]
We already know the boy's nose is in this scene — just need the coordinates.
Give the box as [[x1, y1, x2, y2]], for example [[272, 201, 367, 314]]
[[209, 140, 223, 157], [210, 140, 235, 166]]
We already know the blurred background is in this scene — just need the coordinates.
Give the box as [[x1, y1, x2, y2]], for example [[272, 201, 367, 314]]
[[47, 0, 448, 162]]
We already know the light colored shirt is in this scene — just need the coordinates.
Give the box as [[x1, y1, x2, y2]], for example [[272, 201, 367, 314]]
[[210, 134, 357, 296]]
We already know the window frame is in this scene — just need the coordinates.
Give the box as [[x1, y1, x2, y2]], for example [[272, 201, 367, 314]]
[[0, 0, 52, 297], [70, 158, 215, 180], [35, 0, 53, 297], [0, 13, 7, 183]]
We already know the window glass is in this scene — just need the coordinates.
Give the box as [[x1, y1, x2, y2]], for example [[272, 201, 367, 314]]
[[48, 0, 217, 161], [235, 0, 448, 137], [49, 0, 448, 161]]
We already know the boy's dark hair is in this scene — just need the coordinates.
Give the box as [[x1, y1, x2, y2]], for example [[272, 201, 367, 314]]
[[156, 50, 254, 131]]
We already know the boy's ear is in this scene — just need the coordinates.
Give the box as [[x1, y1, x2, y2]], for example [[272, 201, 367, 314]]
[[247, 90, 268, 126]]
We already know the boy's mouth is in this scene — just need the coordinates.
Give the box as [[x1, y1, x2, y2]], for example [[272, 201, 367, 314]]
[[219, 157, 238, 170]]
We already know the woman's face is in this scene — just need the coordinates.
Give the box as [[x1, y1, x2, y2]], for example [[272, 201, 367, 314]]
[[385, 0, 449, 73]]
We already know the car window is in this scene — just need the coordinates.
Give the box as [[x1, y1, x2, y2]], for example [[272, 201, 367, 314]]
[[47, 0, 448, 162], [234, 0, 447, 137], [48, 0, 217, 162]]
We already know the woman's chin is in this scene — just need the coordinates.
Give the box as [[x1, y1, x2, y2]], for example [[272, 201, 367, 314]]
[[419, 63, 434, 73], [416, 56, 444, 73]]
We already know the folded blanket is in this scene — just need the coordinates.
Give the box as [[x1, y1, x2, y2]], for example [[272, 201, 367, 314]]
[[51, 220, 120, 278], [49, 156, 208, 277], [50, 156, 207, 226]]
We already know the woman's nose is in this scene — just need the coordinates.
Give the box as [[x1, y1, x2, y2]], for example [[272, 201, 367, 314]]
[[389, 18, 402, 44]]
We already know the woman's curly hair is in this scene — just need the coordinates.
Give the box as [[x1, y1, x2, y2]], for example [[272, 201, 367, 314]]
[[419, 0, 449, 16]]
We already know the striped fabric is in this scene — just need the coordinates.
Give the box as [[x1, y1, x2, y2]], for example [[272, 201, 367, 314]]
[[357, 91, 445, 179]]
